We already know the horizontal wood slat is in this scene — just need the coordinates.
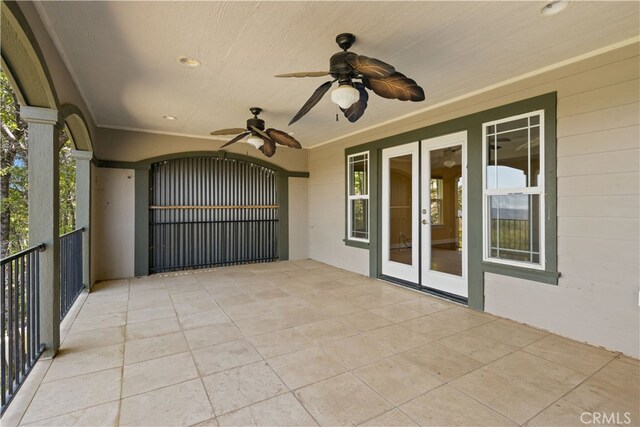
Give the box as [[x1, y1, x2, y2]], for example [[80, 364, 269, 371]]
[[149, 205, 278, 210]]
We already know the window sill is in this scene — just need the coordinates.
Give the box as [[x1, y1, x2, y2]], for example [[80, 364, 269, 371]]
[[343, 239, 370, 250], [482, 262, 560, 285]]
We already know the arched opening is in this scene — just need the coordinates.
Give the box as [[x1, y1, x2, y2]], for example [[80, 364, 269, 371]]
[[1, 1, 94, 381], [0, 68, 29, 258], [149, 156, 280, 273], [58, 137, 76, 235]]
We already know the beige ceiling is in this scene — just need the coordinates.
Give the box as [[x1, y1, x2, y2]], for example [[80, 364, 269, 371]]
[[35, 1, 639, 148]]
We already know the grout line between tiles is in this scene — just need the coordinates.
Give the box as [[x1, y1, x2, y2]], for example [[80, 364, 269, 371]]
[[521, 355, 634, 426]]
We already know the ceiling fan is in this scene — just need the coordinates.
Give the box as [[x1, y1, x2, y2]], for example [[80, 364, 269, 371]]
[[209, 107, 302, 158], [276, 33, 425, 125]]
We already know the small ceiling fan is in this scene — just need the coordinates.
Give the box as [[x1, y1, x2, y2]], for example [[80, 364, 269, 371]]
[[276, 33, 425, 125], [209, 107, 302, 158]]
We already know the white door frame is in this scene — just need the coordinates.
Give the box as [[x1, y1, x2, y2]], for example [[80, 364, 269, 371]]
[[420, 131, 468, 298], [381, 142, 419, 283]]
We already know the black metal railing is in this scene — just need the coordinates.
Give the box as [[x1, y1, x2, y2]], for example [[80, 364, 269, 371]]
[[490, 218, 540, 262], [150, 218, 279, 273], [1, 244, 45, 414], [60, 228, 84, 321]]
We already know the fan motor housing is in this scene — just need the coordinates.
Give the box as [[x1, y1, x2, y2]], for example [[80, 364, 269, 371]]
[[247, 117, 265, 131], [330, 51, 357, 80]]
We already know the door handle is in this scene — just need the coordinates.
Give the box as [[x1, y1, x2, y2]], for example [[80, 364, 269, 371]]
[[422, 219, 428, 225]]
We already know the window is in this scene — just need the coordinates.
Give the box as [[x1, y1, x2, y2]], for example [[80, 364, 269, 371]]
[[483, 111, 544, 269], [430, 178, 443, 225], [347, 152, 369, 241]]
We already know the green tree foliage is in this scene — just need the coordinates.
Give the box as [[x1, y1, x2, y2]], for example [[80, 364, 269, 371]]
[[59, 141, 76, 236], [1, 69, 28, 257], [1, 68, 76, 257]]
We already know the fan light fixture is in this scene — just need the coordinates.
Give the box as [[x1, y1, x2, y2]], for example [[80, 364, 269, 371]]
[[210, 107, 303, 158], [178, 56, 201, 67], [246, 135, 264, 149], [541, 0, 569, 16], [331, 84, 360, 109], [277, 33, 425, 125], [444, 148, 456, 168]]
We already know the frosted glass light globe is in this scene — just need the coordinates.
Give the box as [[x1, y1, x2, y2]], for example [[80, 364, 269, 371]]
[[331, 84, 360, 109], [247, 135, 264, 149]]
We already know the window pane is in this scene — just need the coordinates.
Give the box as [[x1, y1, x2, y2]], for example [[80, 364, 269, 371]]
[[487, 128, 528, 189], [389, 154, 413, 265], [489, 194, 541, 264], [430, 178, 443, 224], [430, 200, 442, 224], [350, 199, 368, 239], [349, 154, 368, 196], [496, 117, 529, 132], [530, 125, 540, 187]]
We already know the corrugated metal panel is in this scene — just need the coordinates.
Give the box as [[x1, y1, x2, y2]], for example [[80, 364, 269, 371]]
[[149, 157, 278, 273]]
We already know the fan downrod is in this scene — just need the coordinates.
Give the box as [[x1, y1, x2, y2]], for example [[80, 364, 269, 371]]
[[249, 107, 262, 117], [335, 33, 356, 51]]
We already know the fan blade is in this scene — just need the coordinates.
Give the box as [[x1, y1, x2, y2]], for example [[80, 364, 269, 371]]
[[219, 131, 250, 148], [258, 135, 276, 157], [266, 128, 302, 149], [249, 126, 273, 143], [210, 128, 247, 136], [289, 80, 334, 126], [365, 72, 425, 101], [347, 55, 395, 78], [343, 82, 369, 123], [275, 71, 330, 78]]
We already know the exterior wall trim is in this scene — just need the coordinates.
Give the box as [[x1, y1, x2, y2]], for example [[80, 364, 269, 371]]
[[345, 92, 558, 310], [93, 151, 309, 177], [1, 1, 59, 109]]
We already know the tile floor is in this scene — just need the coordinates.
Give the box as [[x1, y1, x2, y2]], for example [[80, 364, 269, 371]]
[[3, 260, 638, 426]]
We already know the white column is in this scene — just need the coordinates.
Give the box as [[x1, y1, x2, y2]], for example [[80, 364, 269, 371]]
[[22, 106, 61, 358], [72, 150, 92, 290]]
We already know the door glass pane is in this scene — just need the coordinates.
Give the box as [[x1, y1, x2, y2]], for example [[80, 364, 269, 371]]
[[389, 154, 413, 265], [429, 146, 462, 276]]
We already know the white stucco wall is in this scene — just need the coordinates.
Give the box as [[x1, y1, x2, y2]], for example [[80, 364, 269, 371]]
[[307, 42, 639, 356], [485, 45, 640, 357], [91, 167, 135, 281], [308, 142, 370, 276], [288, 177, 309, 260]]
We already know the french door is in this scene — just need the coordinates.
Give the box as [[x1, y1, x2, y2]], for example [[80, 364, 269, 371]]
[[420, 132, 468, 298], [381, 143, 420, 283], [381, 132, 468, 299]]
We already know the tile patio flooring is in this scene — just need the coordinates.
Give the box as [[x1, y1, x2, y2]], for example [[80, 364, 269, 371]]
[[3, 260, 638, 426]]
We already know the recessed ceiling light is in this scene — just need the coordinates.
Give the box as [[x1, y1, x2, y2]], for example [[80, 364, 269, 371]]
[[178, 56, 201, 67], [541, 0, 570, 16], [162, 115, 177, 120]]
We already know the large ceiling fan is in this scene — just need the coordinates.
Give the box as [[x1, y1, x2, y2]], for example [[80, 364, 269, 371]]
[[277, 33, 425, 125], [210, 107, 302, 158]]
